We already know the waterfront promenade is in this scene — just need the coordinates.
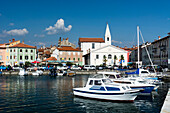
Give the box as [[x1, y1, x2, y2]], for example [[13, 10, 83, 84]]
[[161, 88, 170, 113]]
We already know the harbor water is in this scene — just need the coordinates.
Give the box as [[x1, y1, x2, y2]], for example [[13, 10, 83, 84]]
[[0, 75, 169, 113]]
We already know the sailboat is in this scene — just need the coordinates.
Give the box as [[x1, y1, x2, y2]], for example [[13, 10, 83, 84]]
[[125, 26, 162, 85]]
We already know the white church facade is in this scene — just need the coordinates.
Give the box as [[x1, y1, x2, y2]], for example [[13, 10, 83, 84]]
[[79, 24, 128, 66]]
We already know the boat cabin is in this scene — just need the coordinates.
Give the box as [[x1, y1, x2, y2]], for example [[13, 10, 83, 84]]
[[85, 74, 130, 91]]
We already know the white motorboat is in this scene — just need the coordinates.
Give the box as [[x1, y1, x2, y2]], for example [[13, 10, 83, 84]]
[[19, 69, 28, 76], [98, 71, 156, 94], [73, 74, 141, 102]]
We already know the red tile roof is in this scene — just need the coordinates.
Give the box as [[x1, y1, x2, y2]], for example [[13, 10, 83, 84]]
[[9, 43, 36, 48], [44, 51, 51, 54], [43, 57, 57, 61], [57, 46, 82, 51], [79, 38, 105, 42]]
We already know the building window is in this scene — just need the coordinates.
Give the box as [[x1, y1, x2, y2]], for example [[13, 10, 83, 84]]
[[92, 43, 95, 49], [96, 55, 99, 59], [68, 52, 71, 55], [31, 50, 33, 53], [14, 56, 15, 59], [26, 49, 28, 52], [20, 56, 22, 60], [14, 49, 15, 52], [73, 52, 75, 55], [25, 56, 28, 60], [108, 54, 112, 59], [60, 58, 62, 61], [10, 56, 12, 59], [20, 49, 22, 52], [10, 49, 12, 52], [64, 57, 66, 60], [107, 37, 109, 41], [73, 58, 75, 61], [31, 56, 33, 60], [69, 58, 70, 60], [7, 56, 8, 59], [78, 58, 80, 61]]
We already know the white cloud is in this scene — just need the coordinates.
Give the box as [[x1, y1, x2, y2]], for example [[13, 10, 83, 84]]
[[45, 18, 72, 35], [3, 28, 28, 36], [112, 40, 122, 44], [9, 23, 14, 26], [0, 13, 2, 16], [34, 34, 45, 38], [36, 42, 46, 46], [168, 18, 170, 20]]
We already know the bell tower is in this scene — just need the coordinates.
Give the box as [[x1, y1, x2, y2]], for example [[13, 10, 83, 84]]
[[105, 23, 111, 45]]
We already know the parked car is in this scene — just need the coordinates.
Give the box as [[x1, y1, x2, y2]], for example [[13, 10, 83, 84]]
[[113, 65, 119, 69], [83, 65, 96, 70], [13, 66, 22, 70], [71, 65, 81, 70], [107, 65, 113, 69]]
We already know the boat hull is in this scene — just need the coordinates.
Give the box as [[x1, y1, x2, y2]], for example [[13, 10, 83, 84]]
[[130, 86, 155, 93], [73, 88, 139, 102]]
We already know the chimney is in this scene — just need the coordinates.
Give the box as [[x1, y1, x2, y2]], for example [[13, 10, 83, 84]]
[[12, 38, 15, 42], [22, 40, 24, 44], [168, 32, 170, 36], [158, 36, 161, 40], [9, 39, 11, 43], [124, 46, 127, 49]]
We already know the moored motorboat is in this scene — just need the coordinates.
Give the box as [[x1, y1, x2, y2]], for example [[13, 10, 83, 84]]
[[98, 71, 156, 94], [19, 69, 28, 76], [73, 74, 141, 102]]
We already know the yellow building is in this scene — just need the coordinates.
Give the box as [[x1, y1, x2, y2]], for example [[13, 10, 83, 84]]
[[5, 38, 20, 65]]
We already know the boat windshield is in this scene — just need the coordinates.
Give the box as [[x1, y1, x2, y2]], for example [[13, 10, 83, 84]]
[[89, 74, 107, 78], [102, 79, 113, 84]]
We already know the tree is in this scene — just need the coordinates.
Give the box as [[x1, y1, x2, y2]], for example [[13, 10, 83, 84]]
[[103, 55, 107, 66], [114, 55, 117, 65], [120, 55, 124, 67], [25, 61, 32, 67]]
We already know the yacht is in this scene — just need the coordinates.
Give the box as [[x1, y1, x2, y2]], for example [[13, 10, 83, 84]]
[[73, 74, 141, 102]]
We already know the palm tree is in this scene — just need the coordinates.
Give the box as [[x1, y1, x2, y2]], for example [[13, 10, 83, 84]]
[[103, 55, 107, 66], [120, 55, 124, 67], [114, 55, 117, 65]]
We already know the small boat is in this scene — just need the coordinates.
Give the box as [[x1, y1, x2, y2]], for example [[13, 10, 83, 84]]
[[32, 70, 43, 76], [57, 70, 67, 76], [67, 71, 75, 76], [98, 71, 156, 94], [73, 74, 141, 102], [19, 69, 28, 76]]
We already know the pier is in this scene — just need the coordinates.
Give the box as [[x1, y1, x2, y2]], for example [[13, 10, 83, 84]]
[[161, 88, 170, 113]]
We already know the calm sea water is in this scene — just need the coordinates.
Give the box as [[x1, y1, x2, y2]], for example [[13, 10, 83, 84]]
[[0, 75, 169, 113]]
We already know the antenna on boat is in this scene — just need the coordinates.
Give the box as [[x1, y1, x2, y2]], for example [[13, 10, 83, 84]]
[[137, 26, 140, 68]]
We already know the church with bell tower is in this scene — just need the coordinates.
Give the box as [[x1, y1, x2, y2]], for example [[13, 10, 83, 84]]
[[78, 23, 128, 66]]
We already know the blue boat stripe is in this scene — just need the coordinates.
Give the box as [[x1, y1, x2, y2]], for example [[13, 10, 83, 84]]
[[73, 90, 138, 95]]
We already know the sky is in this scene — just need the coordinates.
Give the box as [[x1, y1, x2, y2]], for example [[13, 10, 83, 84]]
[[0, 0, 170, 48]]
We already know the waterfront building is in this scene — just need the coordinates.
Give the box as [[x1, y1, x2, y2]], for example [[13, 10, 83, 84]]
[[58, 37, 76, 48], [130, 33, 170, 69], [38, 45, 57, 61], [51, 46, 83, 65], [0, 38, 20, 66], [79, 23, 128, 66], [0, 44, 6, 65], [9, 42, 36, 66]]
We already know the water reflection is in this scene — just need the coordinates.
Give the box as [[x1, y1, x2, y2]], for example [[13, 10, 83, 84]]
[[0, 75, 169, 113], [74, 97, 140, 113]]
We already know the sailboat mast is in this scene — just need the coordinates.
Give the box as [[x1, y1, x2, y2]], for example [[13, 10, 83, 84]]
[[137, 26, 140, 68]]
